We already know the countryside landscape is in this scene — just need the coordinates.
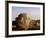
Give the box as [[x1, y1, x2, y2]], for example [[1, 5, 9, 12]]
[[12, 7, 40, 31]]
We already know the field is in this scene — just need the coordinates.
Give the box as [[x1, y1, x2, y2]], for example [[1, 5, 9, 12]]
[[12, 20, 40, 31]]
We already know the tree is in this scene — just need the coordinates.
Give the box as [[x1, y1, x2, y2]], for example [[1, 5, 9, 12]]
[[14, 13, 31, 30]]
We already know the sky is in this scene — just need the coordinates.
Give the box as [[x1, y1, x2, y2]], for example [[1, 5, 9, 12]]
[[12, 7, 40, 21]]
